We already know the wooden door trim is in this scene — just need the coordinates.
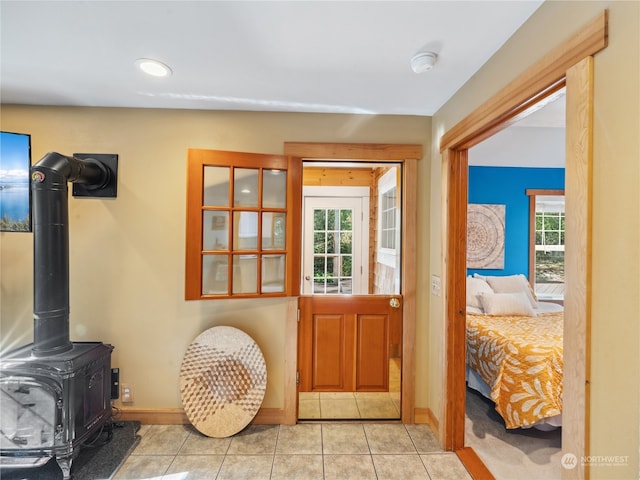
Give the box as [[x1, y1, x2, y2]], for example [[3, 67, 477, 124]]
[[442, 147, 468, 450], [563, 56, 594, 480], [440, 11, 607, 152], [439, 11, 605, 479], [285, 142, 422, 161], [284, 142, 421, 424]]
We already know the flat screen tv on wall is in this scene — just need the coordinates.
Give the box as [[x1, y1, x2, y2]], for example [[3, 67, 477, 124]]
[[0, 131, 32, 232]]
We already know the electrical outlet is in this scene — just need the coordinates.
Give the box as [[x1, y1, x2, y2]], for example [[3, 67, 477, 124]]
[[121, 383, 133, 403]]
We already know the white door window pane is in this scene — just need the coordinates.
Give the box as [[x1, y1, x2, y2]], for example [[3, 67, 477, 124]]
[[340, 232, 352, 253], [312, 210, 353, 293], [313, 232, 325, 253]]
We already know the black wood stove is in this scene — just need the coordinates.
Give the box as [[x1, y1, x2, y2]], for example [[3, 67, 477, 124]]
[[1, 152, 117, 479]]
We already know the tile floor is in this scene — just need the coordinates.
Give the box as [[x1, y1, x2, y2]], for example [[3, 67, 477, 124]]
[[114, 422, 472, 480], [298, 392, 401, 420], [298, 358, 402, 421]]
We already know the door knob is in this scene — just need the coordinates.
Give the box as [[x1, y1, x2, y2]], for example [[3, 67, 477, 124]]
[[305, 275, 311, 281], [389, 297, 400, 308]]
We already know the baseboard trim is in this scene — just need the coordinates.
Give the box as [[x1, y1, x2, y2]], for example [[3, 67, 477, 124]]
[[414, 407, 439, 432], [117, 407, 285, 426], [456, 446, 495, 480], [252, 408, 286, 424], [118, 406, 437, 432], [117, 407, 188, 425]]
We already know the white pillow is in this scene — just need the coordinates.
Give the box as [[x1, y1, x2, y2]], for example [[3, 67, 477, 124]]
[[475, 273, 538, 309], [466, 276, 493, 310], [535, 301, 564, 314], [479, 292, 536, 316]]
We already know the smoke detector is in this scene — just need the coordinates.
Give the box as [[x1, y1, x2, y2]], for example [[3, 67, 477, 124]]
[[411, 51, 438, 73]]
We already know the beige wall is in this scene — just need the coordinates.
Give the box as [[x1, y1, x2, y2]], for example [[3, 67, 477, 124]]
[[3, 2, 638, 476], [0, 108, 431, 412], [432, 1, 639, 478]]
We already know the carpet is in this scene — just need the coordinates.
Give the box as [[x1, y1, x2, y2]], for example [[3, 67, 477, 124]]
[[1, 421, 140, 480], [465, 387, 562, 479]]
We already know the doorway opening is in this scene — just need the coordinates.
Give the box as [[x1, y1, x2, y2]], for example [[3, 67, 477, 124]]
[[298, 162, 403, 420], [441, 11, 606, 476], [464, 91, 566, 478], [283, 142, 421, 426]]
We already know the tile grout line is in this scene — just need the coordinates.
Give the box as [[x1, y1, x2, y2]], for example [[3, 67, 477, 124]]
[[354, 393, 363, 419], [162, 427, 190, 477], [405, 424, 434, 479], [268, 424, 280, 480], [320, 423, 326, 479]]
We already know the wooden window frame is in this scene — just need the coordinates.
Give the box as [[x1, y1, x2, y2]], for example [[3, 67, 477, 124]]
[[185, 148, 301, 300]]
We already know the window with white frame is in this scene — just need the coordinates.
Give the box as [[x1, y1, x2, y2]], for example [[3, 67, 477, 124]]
[[377, 167, 400, 269], [534, 195, 565, 300]]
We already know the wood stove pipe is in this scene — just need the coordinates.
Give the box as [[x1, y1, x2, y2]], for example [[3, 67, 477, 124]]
[[31, 152, 110, 356]]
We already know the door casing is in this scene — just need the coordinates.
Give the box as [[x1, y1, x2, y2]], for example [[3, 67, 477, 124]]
[[439, 11, 607, 479], [283, 142, 421, 425]]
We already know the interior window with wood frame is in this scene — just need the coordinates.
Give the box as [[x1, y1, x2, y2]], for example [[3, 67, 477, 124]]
[[185, 148, 301, 300]]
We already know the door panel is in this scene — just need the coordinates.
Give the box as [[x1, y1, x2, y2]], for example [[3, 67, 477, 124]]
[[311, 313, 352, 390], [299, 295, 401, 393], [356, 314, 389, 390]]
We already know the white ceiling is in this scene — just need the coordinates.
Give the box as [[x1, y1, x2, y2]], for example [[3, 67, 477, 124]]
[[1, 0, 564, 168], [469, 90, 566, 167], [1, 0, 544, 116]]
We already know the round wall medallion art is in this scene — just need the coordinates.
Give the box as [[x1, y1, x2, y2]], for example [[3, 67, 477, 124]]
[[180, 326, 267, 438], [466, 204, 506, 269]]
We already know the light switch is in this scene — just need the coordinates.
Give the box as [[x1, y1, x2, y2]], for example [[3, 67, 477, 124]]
[[431, 275, 441, 296]]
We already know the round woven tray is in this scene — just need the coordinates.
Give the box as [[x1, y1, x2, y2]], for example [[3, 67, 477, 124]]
[[179, 326, 267, 438]]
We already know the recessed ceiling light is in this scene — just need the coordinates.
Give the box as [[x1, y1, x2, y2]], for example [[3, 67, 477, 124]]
[[135, 58, 172, 77]]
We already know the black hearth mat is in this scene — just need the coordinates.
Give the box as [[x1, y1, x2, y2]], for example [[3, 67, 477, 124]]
[[1, 421, 140, 480]]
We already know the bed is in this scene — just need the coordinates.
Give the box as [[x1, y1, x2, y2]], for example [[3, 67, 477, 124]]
[[465, 274, 563, 430]]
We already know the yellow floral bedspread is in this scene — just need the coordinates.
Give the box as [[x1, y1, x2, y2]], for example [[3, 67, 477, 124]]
[[466, 311, 563, 429]]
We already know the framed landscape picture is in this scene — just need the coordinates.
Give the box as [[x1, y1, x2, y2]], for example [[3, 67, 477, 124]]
[[0, 131, 32, 232]]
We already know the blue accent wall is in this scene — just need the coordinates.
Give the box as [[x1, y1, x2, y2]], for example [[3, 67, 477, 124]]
[[467, 166, 565, 279]]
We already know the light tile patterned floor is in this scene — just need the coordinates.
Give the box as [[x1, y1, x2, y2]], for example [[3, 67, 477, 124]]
[[299, 392, 401, 420], [114, 423, 471, 480]]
